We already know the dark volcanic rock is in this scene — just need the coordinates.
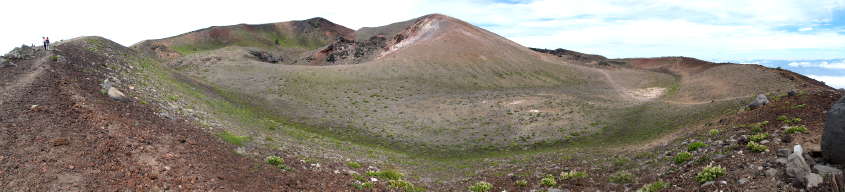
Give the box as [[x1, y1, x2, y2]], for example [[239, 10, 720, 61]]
[[248, 50, 282, 63], [748, 94, 769, 109], [823, 96, 845, 164], [530, 48, 609, 64]]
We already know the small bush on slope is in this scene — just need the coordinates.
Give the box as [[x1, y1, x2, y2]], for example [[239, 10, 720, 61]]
[[468, 181, 493, 192], [696, 165, 726, 183]]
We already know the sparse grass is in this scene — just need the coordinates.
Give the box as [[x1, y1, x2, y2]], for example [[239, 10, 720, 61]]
[[468, 181, 493, 192], [346, 161, 362, 169], [695, 165, 726, 183], [785, 125, 808, 134], [792, 104, 806, 109], [366, 170, 404, 180], [351, 182, 375, 190], [747, 141, 768, 153], [217, 131, 250, 146], [777, 115, 802, 124], [687, 142, 708, 152], [749, 133, 769, 142], [708, 129, 720, 136], [515, 179, 528, 187], [638, 181, 669, 192], [49, 55, 59, 62], [560, 170, 588, 180], [673, 152, 693, 164], [609, 171, 635, 184], [387, 179, 424, 192], [540, 174, 557, 187]]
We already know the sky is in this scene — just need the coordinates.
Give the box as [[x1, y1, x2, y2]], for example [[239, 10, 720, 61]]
[[2, 0, 844, 86]]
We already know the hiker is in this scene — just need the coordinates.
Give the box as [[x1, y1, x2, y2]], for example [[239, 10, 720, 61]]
[[43, 37, 50, 50]]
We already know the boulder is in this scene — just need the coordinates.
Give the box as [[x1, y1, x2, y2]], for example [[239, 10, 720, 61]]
[[786, 145, 812, 183], [823, 96, 845, 164], [787, 90, 797, 97], [748, 94, 769, 109], [107, 87, 129, 102], [814, 164, 843, 176], [805, 173, 823, 188]]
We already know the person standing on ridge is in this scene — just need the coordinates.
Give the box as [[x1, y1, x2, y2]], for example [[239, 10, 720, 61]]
[[43, 37, 50, 50]]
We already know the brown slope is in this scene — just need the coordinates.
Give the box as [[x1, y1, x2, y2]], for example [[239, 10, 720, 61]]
[[132, 17, 354, 60], [0, 38, 362, 191]]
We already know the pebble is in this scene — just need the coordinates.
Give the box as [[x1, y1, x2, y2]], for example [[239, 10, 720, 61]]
[[738, 178, 750, 185]]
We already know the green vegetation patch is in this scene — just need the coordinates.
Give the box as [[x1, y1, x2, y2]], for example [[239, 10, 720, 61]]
[[217, 131, 251, 146], [687, 142, 708, 152], [560, 170, 588, 180], [749, 133, 769, 142], [346, 161, 362, 169], [609, 171, 635, 184], [468, 181, 493, 192], [366, 169, 404, 180], [265, 155, 291, 170], [638, 181, 669, 192], [540, 174, 557, 187], [785, 125, 808, 134], [695, 165, 726, 183], [747, 141, 768, 153], [387, 180, 424, 192], [673, 152, 693, 164]]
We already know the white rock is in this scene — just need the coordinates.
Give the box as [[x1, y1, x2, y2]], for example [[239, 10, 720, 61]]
[[107, 87, 129, 102]]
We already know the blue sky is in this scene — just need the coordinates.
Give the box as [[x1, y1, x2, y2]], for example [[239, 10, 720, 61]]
[[1, 0, 844, 86]]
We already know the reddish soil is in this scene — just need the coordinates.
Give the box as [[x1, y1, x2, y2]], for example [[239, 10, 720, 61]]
[[0, 52, 358, 191]]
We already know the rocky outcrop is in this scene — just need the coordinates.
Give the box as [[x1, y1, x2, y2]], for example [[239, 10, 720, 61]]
[[787, 145, 812, 182], [248, 50, 282, 63], [301, 36, 387, 65], [823, 96, 845, 164], [530, 48, 609, 64], [3, 45, 38, 61], [748, 94, 769, 109]]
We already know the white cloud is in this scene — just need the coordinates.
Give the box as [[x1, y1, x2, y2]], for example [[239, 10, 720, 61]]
[[788, 61, 845, 69], [808, 75, 845, 88]]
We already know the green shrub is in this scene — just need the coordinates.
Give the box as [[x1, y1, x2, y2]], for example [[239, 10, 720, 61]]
[[673, 152, 693, 164], [687, 142, 708, 151], [695, 165, 726, 183], [785, 125, 808, 134], [353, 174, 366, 182], [540, 174, 557, 187], [747, 141, 768, 152], [366, 170, 404, 180], [560, 171, 588, 180], [49, 55, 59, 62], [468, 181, 493, 192], [515, 179, 528, 187], [749, 133, 769, 142], [609, 171, 635, 184], [265, 155, 290, 170], [637, 181, 669, 192], [792, 104, 806, 109], [708, 129, 720, 136], [346, 161, 362, 169], [387, 180, 423, 192]]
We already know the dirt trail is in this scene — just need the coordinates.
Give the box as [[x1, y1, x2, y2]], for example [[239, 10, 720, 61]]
[[0, 55, 47, 103], [663, 95, 750, 105]]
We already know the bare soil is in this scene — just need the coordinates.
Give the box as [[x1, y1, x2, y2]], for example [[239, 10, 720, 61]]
[[0, 51, 358, 191]]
